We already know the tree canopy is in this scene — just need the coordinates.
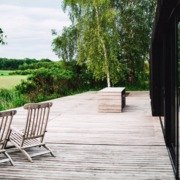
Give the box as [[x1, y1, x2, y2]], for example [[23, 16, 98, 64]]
[[0, 58, 52, 70], [0, 28, 5, 45], [53, 0, 156, 87], [52, 26, 78, 61]]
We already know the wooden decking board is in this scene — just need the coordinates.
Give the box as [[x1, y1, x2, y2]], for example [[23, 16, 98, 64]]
[[0, 91, 175, 179], [1, 145, 174, 178]]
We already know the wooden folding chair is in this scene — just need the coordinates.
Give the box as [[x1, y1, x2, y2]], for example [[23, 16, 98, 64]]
[[0, 110, 16, 165], [9, 102, 54, 162]]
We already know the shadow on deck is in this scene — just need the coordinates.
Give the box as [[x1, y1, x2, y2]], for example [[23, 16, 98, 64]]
[[1, 91, 175, 179]]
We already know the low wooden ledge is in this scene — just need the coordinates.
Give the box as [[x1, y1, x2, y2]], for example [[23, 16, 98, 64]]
[[98, 87, 126, 113]]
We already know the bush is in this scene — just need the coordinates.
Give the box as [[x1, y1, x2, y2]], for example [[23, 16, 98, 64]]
[[16, 67, 74, 101], [15, 61, 105, 102], [0, 89, 29, 111], [1, 60, 106, 110]]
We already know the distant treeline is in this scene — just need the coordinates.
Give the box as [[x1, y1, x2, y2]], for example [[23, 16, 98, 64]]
[[0, 58, 52, 70]]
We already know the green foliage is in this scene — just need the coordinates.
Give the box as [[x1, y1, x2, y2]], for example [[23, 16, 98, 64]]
[[0, 70, 12, 76], [53, 0, 156, 88], [119, 0, 156, 85], [16, 61, 105, 102], [10, 69, 35, 75], [0, 58, 53, 70], [9, 61, 57, 76], [18, 61, 54, 70], [0, 58, 37, 70], [0, 28, 5, 45], [0, 89, 29, 111], [52, 26, 78, 61], [58, 0, 122, 87], [0, 59, 105, 110]]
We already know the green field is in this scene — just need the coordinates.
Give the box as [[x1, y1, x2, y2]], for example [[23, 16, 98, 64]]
[[0, 70, 13, 76], [0, 75, 27, 89]]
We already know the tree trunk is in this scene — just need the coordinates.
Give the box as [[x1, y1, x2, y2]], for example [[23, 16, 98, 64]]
[[102, 42, 111, 87], [94, 4, 111, 87]]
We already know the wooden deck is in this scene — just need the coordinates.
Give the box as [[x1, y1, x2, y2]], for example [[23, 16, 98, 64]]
[[1, 91, 175, 179]]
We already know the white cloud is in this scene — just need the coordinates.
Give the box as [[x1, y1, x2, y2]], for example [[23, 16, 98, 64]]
[[0, 1, 71, 60]]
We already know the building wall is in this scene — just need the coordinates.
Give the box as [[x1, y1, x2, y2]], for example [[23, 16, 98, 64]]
[[150, 0, 180, 178]]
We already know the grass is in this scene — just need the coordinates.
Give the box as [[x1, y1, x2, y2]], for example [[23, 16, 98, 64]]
[[0, 70, 13, 76], [0, 75, 27, 89]]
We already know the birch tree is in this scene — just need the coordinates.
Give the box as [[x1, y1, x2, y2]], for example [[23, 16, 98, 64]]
[[53, 0, 156, 87], [62, 0, 121, 87], [52, 26, 77, 61]]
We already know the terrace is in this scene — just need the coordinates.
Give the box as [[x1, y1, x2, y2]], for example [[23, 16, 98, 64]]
[[1, 91, 175, 179]]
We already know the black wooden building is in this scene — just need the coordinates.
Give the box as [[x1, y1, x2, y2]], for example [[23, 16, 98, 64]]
[[150, 0, 180, 178]]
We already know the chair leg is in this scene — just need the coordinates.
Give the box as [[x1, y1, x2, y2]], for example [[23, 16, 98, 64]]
[[43, 145, 55, 157], [3, 140, 8, 149], [4, 151, 14, 166], [20, 149, 33, 162]]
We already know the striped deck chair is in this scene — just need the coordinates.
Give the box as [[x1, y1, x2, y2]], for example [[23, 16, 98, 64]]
[[0, 110, 16, 165], [10, 102, 54, 162]]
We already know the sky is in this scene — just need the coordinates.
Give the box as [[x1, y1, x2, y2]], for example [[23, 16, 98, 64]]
[[0, 0, 71, 60]]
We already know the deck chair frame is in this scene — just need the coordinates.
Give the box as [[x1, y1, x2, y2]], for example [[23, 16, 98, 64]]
[[0, 110, 16, 165], [10, 102, 54, 162]]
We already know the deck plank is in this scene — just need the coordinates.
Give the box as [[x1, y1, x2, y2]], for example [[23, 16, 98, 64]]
[[1, 91, 175, 179]]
